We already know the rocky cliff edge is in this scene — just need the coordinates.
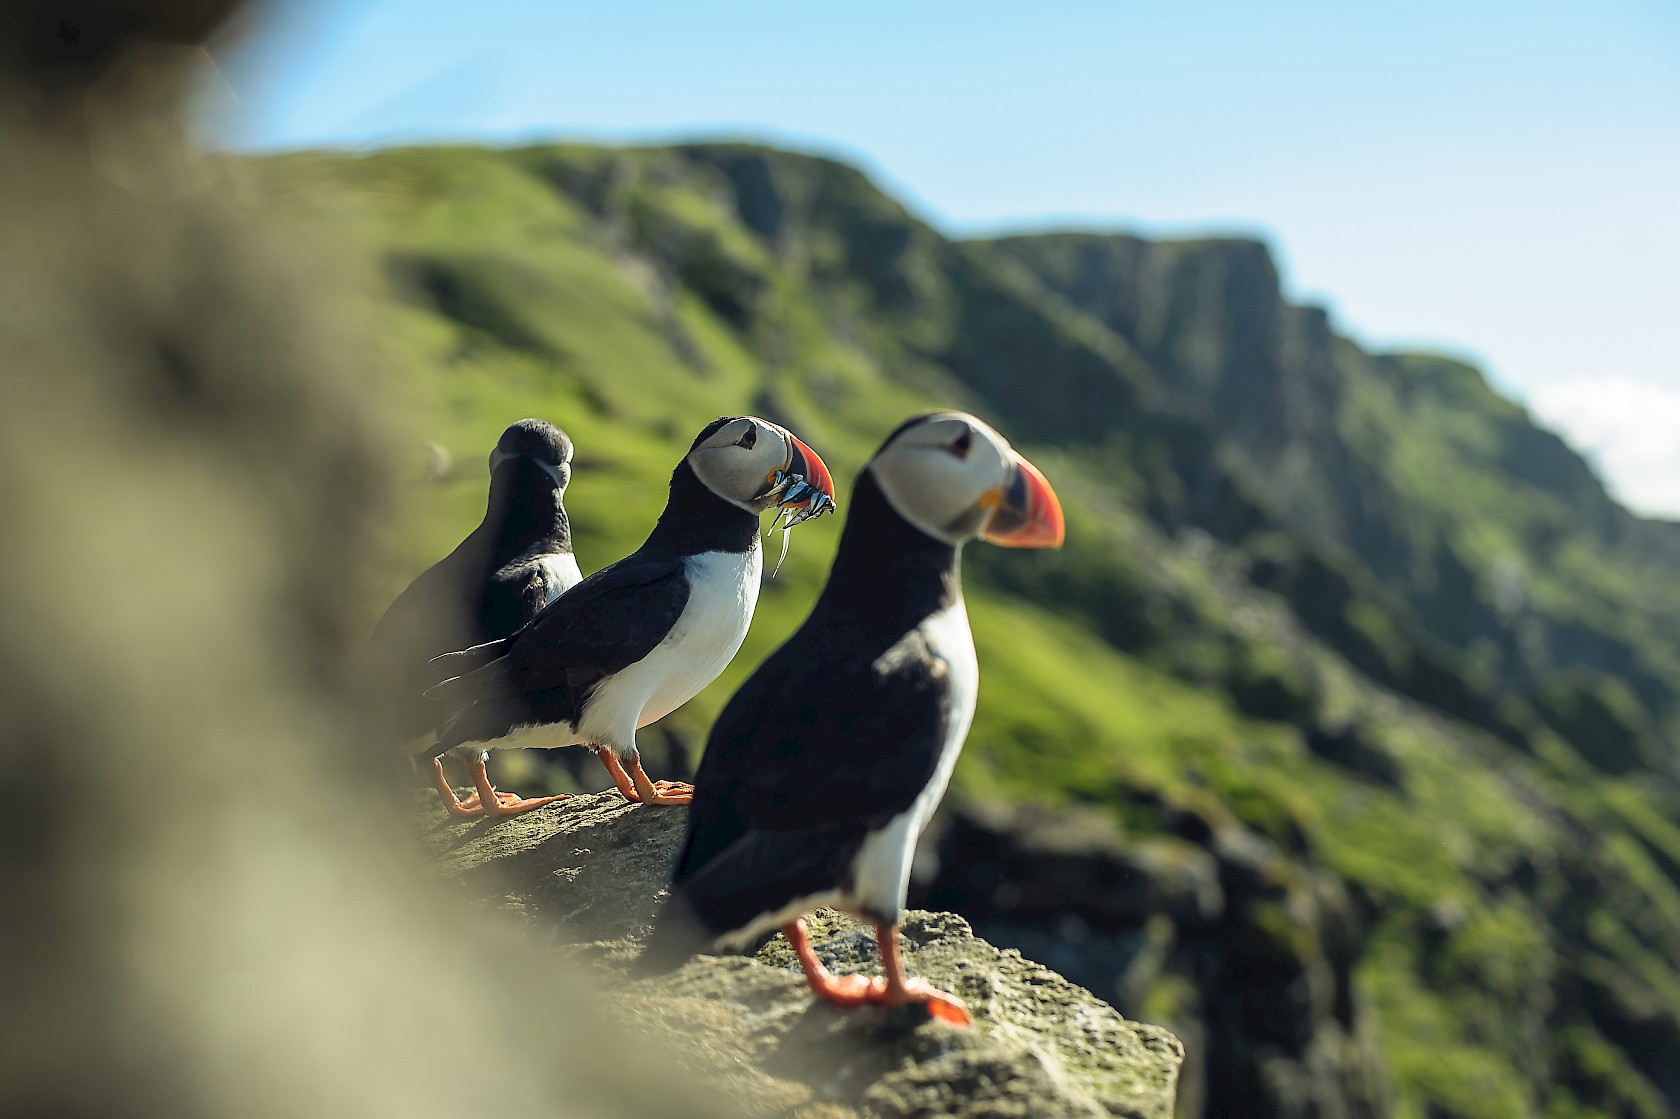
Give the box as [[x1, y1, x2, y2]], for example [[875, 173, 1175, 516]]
[[421, 790, 1184, 1119]]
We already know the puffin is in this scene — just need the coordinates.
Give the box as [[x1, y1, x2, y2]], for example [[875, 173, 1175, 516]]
[[636, 411, 1064, 1026], [363, 418, 582, 818], [425, 415, 836, 813]]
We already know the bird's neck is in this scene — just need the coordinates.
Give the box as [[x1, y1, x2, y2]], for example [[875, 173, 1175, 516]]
[[818, 470, 961, 630], [643, 459, 761, 557], [480, 462, 571, 560]]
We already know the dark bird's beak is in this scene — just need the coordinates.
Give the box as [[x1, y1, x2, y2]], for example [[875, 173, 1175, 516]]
[[981, 452, 1065, 548], [779, 434, 836, 512], [532, 459, 568, 488], [490, 449, 566, 488]]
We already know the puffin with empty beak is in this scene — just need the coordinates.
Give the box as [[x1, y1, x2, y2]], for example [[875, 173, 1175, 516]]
[[363, 418, 582, 817], [425, 416, 835, 815], [638, 411, 1064, 1026]]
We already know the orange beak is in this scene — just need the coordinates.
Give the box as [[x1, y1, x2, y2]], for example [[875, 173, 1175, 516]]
[[783, 434, 835, 509], [981, 452, 1065, 548]]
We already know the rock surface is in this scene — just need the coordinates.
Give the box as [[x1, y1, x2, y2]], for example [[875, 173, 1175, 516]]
[[422, 790, 1185, 1119]]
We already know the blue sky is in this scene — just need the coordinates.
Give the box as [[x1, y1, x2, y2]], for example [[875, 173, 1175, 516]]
[[219, 0, 1680, 514]]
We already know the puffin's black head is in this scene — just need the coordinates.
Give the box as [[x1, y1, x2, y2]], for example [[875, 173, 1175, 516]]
[[489, 418, 573, 490], [685, 415, 836, 515], [865, 412, 1064, 549]]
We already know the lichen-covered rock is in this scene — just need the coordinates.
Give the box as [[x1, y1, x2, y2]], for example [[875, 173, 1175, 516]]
[[422, 790, 1184, 1119]]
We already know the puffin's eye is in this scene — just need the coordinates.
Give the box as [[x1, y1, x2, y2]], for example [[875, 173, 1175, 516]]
[[948, 429, 973, 459], [736, 423, 758, 450]]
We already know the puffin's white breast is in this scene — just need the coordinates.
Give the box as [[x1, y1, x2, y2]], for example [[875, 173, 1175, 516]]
[[536, 551, 584, 602], [577, 547, 761, 751], [846, 600, 978, 919], [490, 541, 584, 611], [501, 548, 582, 610], [444, 551, 588, 757]]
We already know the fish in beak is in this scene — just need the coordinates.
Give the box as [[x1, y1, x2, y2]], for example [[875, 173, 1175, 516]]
[[981, 452, 1065, 548], [767, 431, 837, 527]]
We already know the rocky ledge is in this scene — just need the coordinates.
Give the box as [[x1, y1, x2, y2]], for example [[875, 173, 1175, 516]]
[[421, 790, 1184, 1119]]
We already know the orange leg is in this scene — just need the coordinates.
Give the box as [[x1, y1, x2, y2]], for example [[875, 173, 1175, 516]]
[[627, 754, 694, 805], [465, 753, 568, 818], [596, 749, 639, 799], [431, 754, 567, 819], [784, 919, 971, 1027], [430, 757, 484, 819], [431, 756, 527, 812], [596, 750, 694, 805], [876, 923, 971, 1025]]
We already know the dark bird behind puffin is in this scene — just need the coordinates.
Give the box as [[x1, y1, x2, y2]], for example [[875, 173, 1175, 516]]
[[363, 418, 583, 817], [636, 411, 1064, 1026], [426, 416, 836, 812]]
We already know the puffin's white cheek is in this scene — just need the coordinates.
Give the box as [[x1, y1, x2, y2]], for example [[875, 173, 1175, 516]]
[[757, 438, 788, 485], [875, 453, 992, 540]]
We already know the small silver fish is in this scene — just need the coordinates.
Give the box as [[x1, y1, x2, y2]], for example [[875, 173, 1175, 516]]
[[772, 526, 794, 578], [763, 469, 837, 577]]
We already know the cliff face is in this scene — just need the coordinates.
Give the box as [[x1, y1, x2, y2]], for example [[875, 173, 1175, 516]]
[[982, 231, 1680, 749], [424, 791, 1185, 1119]]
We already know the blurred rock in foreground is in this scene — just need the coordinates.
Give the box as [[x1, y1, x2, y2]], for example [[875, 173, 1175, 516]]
[[0, 6, 747, 1117]]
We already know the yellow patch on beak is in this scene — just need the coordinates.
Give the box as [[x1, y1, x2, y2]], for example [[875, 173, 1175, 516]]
[[977, 487, 1003, 510]]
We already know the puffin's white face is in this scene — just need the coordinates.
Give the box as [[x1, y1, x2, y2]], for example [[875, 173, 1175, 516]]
[[869, 412, 1064, 549], [687, 416, 835, 514]]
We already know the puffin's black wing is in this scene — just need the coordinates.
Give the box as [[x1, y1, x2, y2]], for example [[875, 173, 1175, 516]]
[[675, 627, 953, 881], [365, 550, 472, 664], [476, 562, 556, 643], [362, 551, 482, 742], [428, 555, 690, 702], [636, 628, 952, 974]]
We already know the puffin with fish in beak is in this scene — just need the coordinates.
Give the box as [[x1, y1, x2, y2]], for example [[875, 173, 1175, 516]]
[[363, 418, 583, 817], [425, 416, 836, 814], [637, 411, 1064, 1026]]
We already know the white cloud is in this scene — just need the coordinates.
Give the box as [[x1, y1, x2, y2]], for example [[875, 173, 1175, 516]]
[[1530, 375, 1680, 520]]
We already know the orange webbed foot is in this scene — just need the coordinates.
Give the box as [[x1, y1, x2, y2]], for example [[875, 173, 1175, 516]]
[[598, 751, 694, 805], [893, 978, 973, 1026], [631, 781, 693, 806], [809, 972, 970, 1023], [456, 788, 530, 811], [473, 791, 570, 818], [808, 971, 886, 1008], [784, 919, 972, 1027], [457, 755, 570, 819]]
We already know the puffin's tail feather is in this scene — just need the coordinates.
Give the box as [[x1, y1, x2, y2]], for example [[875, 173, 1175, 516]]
[[632, 829, 854, 978], [427, 637, 509, 680], [424, 645, 513, 702], [633, 895, 712, 978]]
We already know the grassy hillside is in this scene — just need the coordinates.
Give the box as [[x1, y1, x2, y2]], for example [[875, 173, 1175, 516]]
[[253, 143, 1680, 1119], [984, 232, 1680, 769]]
